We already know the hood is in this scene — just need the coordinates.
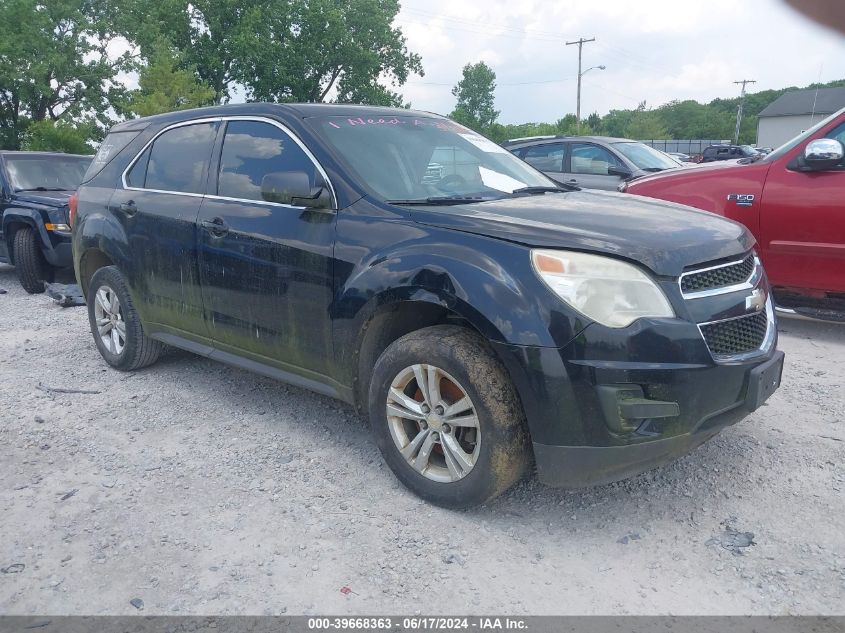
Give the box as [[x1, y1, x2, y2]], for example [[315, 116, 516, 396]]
[[409, 190, 755, 277], [12, 190, 72, 208], [629, 159, 748, 186], [625, 158, 772, 193]]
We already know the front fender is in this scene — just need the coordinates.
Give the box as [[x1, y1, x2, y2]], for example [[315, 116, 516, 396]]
[[3, 208, 52, 263], [332, 230, 592, 387]]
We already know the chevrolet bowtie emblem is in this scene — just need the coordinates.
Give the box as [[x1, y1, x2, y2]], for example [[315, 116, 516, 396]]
[[745, 289, 766, 313]]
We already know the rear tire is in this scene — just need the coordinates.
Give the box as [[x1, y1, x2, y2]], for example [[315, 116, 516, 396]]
[[13, 226, 53, 294], [87, 266, 164, 371], [368, 325, 532, 509]]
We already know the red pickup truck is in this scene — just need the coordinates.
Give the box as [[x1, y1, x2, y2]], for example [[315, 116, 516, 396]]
[[624, 107, 845, 321]]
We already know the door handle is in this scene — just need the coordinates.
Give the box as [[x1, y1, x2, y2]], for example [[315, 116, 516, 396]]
[[118, 200, 137, 216], [200, 216, 229, 237]]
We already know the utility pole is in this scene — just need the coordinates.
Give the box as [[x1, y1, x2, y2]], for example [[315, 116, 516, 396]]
[[566, 37, 596, 132], [733, 79, 756, 144]]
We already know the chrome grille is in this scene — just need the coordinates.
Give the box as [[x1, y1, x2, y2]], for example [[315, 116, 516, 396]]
[[681, 254, 755, 295], [700, 308, 769, 358]]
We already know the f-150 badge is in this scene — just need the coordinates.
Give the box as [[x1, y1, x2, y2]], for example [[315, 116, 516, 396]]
[[727, 193, 755, 207]]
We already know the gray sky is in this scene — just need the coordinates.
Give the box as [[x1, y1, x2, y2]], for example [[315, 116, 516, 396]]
[[394, 0, 845, 123]]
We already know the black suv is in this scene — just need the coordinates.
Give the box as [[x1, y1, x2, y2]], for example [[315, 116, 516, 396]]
[[701, 144, 761, 162], [73, 104, 784, 508], [0, 151, 91, 292]]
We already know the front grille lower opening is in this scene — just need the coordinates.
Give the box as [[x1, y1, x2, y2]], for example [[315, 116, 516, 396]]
[[700, 309, 769, 358]]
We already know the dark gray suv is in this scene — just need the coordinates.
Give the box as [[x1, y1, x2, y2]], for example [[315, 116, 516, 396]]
[[503, 135, 683, 190]]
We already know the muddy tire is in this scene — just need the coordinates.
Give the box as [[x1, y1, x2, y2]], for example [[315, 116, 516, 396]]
[[368, 325, 531, 508], [13, 226, 53, 294], [87, 266, 164, 371]]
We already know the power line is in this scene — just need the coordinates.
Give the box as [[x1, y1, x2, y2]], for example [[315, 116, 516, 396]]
[[595, 42, 677, 77], [396, 16, 567, 43], [407, 77, 575, 87], [582, 79, 641, 104], [400, 6, 571, 41]]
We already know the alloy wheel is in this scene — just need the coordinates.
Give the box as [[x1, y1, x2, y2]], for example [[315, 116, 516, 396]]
[[386, 364, 481, 483], [93, 285, 126, 355]]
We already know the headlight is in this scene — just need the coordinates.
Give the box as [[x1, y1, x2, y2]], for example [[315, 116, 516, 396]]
[[531, 249, 674, 328]]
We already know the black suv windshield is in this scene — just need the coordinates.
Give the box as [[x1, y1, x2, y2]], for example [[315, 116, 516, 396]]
[[310, 115, 555, 201], [6, 155, 91, 192], [612, 142, 679, 171]]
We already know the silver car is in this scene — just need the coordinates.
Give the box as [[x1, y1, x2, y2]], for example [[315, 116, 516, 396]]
[[503, 135, 683, 191]]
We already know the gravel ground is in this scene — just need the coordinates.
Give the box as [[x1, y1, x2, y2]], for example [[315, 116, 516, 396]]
[[1, 262, 844, 616]]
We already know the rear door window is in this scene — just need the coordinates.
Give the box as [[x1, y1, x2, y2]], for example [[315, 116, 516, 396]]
[[127, 122, 217, 194], [522, 143, 565, 172]]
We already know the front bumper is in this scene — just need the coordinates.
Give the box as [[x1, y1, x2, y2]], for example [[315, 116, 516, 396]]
[[43, 232, 73, 268], [492, 316, 784, 488]]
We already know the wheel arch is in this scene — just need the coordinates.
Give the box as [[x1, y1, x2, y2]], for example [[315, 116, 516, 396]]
[[349, 289, 515, 413], [335, 240, 556, 412], [3, 210, 45, 265], [77, 248, 116, 299]]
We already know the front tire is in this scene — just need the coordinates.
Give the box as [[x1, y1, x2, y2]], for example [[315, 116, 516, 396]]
[[13, 226, 53, 293], [368, 325, 531, 509], [87, 266, 163, 371]]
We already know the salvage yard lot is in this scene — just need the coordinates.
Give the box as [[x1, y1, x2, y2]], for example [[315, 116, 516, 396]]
[[1, 263, 843, 615]]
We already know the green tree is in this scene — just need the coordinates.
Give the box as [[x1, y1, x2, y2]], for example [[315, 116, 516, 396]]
[[124, 0, 422, 105], [450, 61, 499, 134], [624, 111, 670, 140], [239, 0, 422, 105], [586, 112, 602, 134], [22, 119, 95, 153], [119, 42, 215, 117], [601, 109, 636, 137], [0, 0, 130, 149]]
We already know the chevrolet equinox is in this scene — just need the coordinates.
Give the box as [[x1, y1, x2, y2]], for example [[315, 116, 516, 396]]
[[72, 104, 784, 508]]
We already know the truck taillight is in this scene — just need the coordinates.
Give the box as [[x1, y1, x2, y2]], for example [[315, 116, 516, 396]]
[[68, 192, 78, 227]]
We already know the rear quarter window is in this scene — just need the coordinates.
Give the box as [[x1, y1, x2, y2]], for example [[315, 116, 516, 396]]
[[83, 131, 140, 182]]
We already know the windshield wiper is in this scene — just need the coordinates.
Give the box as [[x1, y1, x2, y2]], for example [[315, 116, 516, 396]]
[[386, 195, 498, 205], [15, 187, 68, 192], [641, 167, 667, 172], [511, 185, 576, 195]]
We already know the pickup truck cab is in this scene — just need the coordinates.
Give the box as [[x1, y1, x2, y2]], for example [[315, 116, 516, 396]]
[[624, 107, 845, 320], [73, 104, 783, 507], [0, 151, 92, 292]]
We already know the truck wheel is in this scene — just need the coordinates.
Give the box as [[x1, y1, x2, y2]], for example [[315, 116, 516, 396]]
[[13, 226, 53, 294], [368, 325, 532, 508], [87, 266, 164, 371]]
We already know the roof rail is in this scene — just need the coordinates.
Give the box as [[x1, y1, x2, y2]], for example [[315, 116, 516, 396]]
[[504, 135, 563, 143]]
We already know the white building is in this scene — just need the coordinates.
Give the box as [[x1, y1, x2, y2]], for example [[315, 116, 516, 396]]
[[756, 87, 845, 148]]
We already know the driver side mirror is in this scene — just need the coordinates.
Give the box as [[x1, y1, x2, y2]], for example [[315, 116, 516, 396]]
[[801, 138, 844, 171], [608, 165, 633, 179], [261, 171, 332, 209]]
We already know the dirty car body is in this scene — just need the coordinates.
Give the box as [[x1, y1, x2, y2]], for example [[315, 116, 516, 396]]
[[73, 104, 784, 506]]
